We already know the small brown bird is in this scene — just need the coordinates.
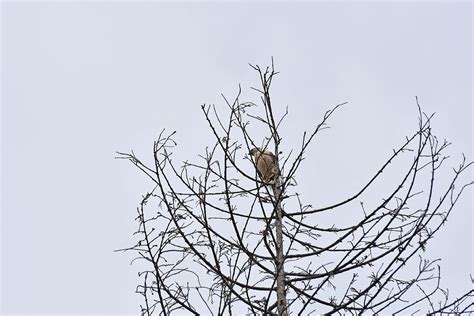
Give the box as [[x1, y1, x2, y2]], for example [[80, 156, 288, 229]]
[[249, 147, 279, 184]]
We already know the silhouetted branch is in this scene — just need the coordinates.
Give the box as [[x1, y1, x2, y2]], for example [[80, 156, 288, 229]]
[[117, 61, 472, 315]]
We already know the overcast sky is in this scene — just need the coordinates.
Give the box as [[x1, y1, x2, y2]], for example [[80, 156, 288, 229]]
[[2, 1, 472, 315]]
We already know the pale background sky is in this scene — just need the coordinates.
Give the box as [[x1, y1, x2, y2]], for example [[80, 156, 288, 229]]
[[1, 1, 472, 314]]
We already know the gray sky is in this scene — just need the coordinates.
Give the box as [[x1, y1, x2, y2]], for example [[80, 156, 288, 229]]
[[2, 1, 472, 314]]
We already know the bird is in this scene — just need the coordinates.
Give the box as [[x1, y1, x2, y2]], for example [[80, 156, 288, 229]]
[[249, 147, 280, 185]]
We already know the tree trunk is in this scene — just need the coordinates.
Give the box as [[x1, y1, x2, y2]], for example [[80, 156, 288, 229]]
[[273, 179, 288, 316]]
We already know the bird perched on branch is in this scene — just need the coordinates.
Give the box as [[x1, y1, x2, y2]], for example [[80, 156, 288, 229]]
[[249, 147, 279, 185]]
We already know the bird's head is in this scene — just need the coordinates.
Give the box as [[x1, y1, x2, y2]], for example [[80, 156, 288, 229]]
[[249, 148, 259, 157], [250, 147, 275, 158]]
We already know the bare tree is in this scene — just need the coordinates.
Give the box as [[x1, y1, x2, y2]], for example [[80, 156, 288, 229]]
[[116, 61, 473, 315]]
